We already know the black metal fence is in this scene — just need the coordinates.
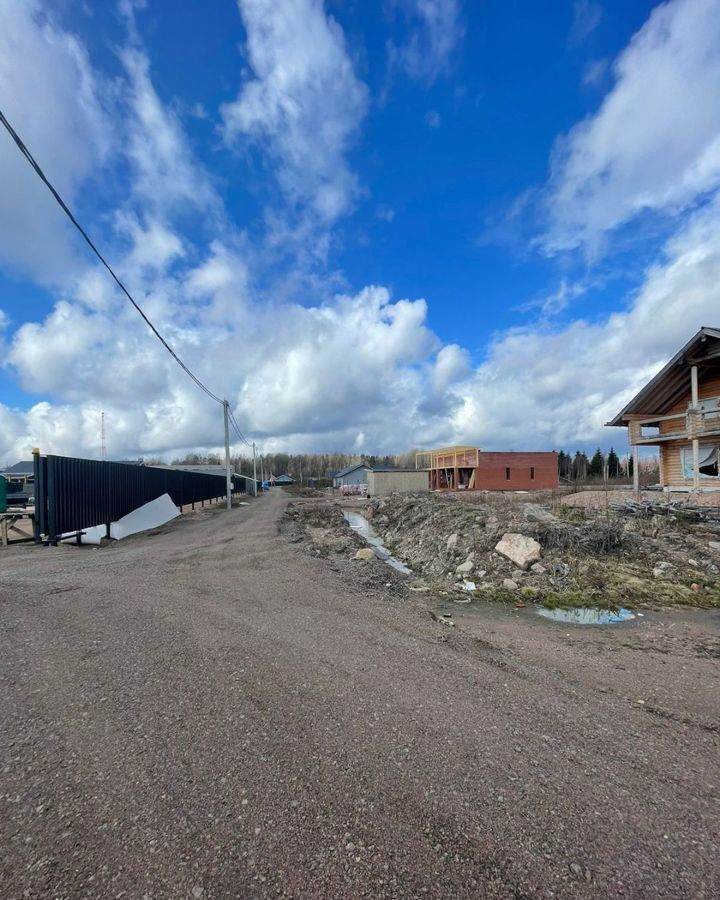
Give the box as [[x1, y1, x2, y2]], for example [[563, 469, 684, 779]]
[[33, 453, 246, 544]]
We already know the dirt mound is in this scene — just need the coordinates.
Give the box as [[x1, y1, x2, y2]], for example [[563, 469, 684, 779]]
[[363, 492, 720, 609]]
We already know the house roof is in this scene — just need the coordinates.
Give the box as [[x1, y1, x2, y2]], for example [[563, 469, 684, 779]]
[[607, 327, 720, 427], [333, 462, 371, 478], [2, 460, 34, 475]]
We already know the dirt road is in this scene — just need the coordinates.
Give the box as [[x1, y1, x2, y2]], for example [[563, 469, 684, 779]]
[[1, 489, 718, 898]]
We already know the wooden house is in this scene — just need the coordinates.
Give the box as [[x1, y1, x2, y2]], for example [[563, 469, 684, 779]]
[[607, 327, 720, 491]]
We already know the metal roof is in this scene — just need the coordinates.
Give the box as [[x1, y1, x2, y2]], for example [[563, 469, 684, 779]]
[[332, 462, 371, 478], [1, 460, 34, 475], [607, 327, 720, 427]]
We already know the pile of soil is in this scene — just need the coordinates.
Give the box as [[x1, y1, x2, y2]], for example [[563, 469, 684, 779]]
[[360, 492, 720, 609]]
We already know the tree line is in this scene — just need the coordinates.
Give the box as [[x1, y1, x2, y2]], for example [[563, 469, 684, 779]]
[[162, 447, 659, 485]]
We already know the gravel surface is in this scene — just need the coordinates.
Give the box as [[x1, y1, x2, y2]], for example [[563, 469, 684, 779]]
[[1, 488, 719, 899]]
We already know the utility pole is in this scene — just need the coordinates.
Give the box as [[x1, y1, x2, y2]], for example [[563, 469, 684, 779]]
[[100, 411, 106, 460], [223, 400, 232, 511], [252, 442, 258, 496]]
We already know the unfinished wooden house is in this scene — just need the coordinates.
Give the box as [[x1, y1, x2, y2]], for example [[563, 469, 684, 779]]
[[608, 327, 720, 492], [416, 446, 559, 492]]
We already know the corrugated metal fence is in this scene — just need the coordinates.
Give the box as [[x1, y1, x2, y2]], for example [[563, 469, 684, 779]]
[[33, 453, 246, 544]]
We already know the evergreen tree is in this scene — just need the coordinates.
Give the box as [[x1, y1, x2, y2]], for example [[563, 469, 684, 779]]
[[589, 447, 605, 477], [607, 447, 620, 478]]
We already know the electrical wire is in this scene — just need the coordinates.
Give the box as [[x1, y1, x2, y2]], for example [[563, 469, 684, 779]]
[[228, 408, 252, 448], [0, 107, 224, 406]]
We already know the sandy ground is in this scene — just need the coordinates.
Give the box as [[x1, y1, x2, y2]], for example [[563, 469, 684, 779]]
[[1, 489, 719, 898]]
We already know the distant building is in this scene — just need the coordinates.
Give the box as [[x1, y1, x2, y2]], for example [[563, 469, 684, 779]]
[[367, 468, 428, 496], [273, 474, 295, 485], [416, 446, 558, 492], [1, 461, 34, 477], [332, 463, 372, 490]]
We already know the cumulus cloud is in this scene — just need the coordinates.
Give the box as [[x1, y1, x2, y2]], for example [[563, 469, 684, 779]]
[[545, 0, 720, 256], [388, 0, 464, 84], [449, 195, 720, 450], [4, 0, 720, 471], [0, 0, 111, 282], [221, 0, 368, 224]]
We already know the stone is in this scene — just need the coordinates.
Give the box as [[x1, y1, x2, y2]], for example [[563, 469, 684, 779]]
[[354, 548, 375, 561], [709, 541, 720, 552], [475, 569, 487, 578], [522, 503, 556, 523], [511, 569, 525, 580], [446, 533, 459, 551], [456, 555, 475, 576], [530, 562, 546, 575], [503, 578, 518, 591], [495, 533, 542, 570]]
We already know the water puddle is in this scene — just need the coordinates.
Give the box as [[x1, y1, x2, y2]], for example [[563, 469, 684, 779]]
[[343, 510, 412, 575], [536, 607, 637, 625]]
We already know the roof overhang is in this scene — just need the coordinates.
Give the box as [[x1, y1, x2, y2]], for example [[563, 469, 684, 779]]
[[607, 327, 720, 427]]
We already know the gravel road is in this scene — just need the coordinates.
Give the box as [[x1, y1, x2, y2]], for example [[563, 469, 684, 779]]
[[1, 489, 719, 899]]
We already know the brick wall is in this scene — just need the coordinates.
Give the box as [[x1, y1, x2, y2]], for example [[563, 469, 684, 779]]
[[474, 452, 558, 490]]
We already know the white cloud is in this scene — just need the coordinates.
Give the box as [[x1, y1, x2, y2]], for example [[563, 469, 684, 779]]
[[569, 0, 602, 47], [0, 0, 111, 282], [121, 46, 220, 216], [582, 58, 608, 87], [424, 109, 441, 128], [389, 0, 464, 84], [376, 204, 396, 223], [545, 0, 720, 255], [449, 195, 720, 450], [221, 0, 368, 224]]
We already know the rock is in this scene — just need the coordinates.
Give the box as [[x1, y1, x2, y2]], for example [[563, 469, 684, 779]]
[[446, 533, 459, 551], [511, 569, 525, 580], [522, 503, 556, 523], [530, 562, 546, 575], [495, 533, 542, 570], [691, 582, 700, 592], [688, 558, 699, 567], [503, 578, 518, 591], [456, 554, 475, 575], [354, 548, 375, 561], [709, 541, 720, 552], [476, 569, 487, 578]]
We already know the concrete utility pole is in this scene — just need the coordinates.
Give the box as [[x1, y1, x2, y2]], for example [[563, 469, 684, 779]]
[[223, 400, 232, 511], [252, 442, 258, 496]]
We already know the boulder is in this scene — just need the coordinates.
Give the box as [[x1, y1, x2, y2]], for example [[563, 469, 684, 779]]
[[354, 548, 375, 561], [495, 533, 542, 570], [456, 554, 475, 576], [522, 503, 556, 523], [503, 578, 519, 591], [446, 533, 459, 552]]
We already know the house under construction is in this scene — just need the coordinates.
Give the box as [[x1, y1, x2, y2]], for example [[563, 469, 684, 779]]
[[416, 446, 559, 492]]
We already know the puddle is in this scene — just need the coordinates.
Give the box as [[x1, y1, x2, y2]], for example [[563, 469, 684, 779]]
[[536, 607, 637, 625], [343, 510, 412, 575]]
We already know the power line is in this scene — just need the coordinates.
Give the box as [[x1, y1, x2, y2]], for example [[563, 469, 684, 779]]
[[228, 409, 252, 448], [0, 107, 224, 406]]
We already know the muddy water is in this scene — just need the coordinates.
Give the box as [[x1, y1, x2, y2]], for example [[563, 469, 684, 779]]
[[536, 607, 637, 625], [342, 510, 412, 575]]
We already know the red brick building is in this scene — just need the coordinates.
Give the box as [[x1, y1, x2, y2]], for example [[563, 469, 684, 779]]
[[416, 446, 558, 492]]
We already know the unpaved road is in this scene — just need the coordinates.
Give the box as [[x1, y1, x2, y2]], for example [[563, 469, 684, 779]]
[[1, 489, 719, 899]]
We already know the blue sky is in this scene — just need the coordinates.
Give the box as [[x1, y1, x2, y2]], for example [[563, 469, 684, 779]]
[[1, 0, 719, 461]]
